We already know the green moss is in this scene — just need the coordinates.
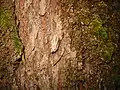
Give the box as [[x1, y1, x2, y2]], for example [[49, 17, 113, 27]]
[[90, 17, 108, 40], [0, 8, 12, 29], [0, 8, 22, 55], [62, 0, 116, 88], [102, 41, 114, 62], [70, 5, 115, 63], [91, 17, 114, 61], [11, 24, 22, 55]]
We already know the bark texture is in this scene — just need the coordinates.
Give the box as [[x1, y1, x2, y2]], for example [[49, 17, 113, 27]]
[[14, 0, 120, 90], [15, 0, 76, 89]]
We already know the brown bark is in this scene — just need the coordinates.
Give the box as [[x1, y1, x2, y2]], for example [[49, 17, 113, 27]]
[[14, 0, 120, 89], [15, 0, 73, 89]]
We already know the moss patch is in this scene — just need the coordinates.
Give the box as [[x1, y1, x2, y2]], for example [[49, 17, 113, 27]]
[[11, 23, 22, 55], [0, 8, 22, 55], [0, 8, 12, 29], [61, 0, 117, 89], [70, 2, 115, 63]]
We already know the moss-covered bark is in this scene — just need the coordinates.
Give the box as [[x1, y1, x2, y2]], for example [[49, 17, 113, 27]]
[[0, 0, 23, 89], [1, 0, 119, 89], [60, 0, 120, 89]]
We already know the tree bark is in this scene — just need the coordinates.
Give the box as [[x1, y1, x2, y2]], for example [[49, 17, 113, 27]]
[[14, 0, 120, 89], [15, 0, 75, 89]]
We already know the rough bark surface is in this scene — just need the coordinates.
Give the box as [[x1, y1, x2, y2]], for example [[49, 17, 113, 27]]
[[14, 0, 120, 90], [15, 0, 76, 89]]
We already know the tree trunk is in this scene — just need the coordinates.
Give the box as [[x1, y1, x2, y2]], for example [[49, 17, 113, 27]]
[[15, 0, 74, 89], [14, 0, 120, 90]]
